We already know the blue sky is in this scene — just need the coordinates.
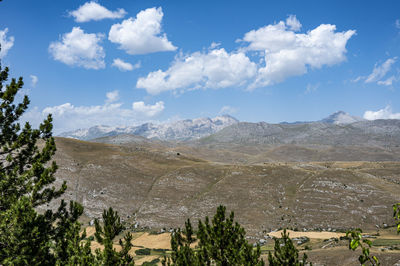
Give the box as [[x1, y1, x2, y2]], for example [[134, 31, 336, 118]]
[[1, 0, 400, 133]]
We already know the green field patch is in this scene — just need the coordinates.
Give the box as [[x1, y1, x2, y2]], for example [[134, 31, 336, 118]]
[[372, 239, 400, 246]]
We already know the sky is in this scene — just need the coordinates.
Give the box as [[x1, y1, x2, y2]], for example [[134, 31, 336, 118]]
[[1, 0, 400, 134]]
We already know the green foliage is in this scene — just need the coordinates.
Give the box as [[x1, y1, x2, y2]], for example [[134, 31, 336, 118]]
[[142, 258, 160, 265], [53, 200, 95, 265], [0, 48, 79, 264], [393, 203, 400, 234], [268, 229, 311, 266], [163, 219, 199, 265], [163, 205, 264, 266], [197, 205, 263, 265], [94, 207, 134, 265], [0, 49, 135, 265], [346, 228, 379, 266], [135, 248, 151, 255]]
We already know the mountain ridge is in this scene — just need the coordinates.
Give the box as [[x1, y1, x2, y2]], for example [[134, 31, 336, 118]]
[[198, 119, 400, 147], [59, 114, 239, 141], [59, 111, 398, 142]]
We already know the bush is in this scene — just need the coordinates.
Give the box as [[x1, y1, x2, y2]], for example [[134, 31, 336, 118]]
[[153, 248, 169, 253], [135, 248, 151, 255], [142, 258, 160, 265]]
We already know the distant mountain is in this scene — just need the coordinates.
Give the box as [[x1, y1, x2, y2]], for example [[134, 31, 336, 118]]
[[199, 119, 400, 147], [58, 115, 239, 141], [319, 111, 365, 124], [280, 111, 365, 125]]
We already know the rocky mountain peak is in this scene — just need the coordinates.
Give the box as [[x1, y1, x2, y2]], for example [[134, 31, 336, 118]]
[[320, 111, 365, 124]]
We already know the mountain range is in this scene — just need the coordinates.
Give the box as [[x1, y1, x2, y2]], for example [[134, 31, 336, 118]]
[[60, 111, 370, 141], [59, 115, 239, 141]]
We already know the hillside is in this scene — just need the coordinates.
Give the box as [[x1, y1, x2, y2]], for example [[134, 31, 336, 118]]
[[173, 118, 400, 163], [48, 137, 400, 238]]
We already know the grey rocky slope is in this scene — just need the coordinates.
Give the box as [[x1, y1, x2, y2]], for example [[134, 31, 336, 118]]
[[59, 115, 239, 141], [198, 119, 400, 147]]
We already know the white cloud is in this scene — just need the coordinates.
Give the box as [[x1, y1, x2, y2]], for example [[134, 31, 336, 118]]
[[0, 28, 14, 59], [210, 42, 221, 49], [396, 19, 400, 29], [351, 76, 363, 83], [241, 18, 355, 88], [23, 93, 165, 134], [132, 101, 164, 117], [137, 16, 355, 94], [136, 48, 257, 94], [106, 90, 119, 103], [70, 1, 126, 22], [109, 7, 176, 55], [49, 27, 105, 69], [365, 58, 397, 83], [219, 105, 237, 115], [364, 106, 400, 120], [377, 75, 396, 86], [286, 15, 302, 31], [30, 75, 38, 87], [112, 58, 140, 71]]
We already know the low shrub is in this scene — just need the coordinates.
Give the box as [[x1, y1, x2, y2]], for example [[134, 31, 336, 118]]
[[135, 248, 151, 255]]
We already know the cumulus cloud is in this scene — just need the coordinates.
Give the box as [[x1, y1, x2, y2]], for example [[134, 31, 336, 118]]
[[112, 58, 140, 71], [30, 75, 38, 87], [49, 27, 105, 69], [23, 93, 165, 134], [396, 19, 400, 29], [241, 19, 355, 88], [0, 28, 14, 59], [364, 106, 400, 120], [109, 7, 176, 55], [106, 90, 119, 103], [70, 1, 126, 22], [132, 101, 164, 117], [136, 48, 257, 94], [137, 16, 354, 94], [365, 57, 397, 83]]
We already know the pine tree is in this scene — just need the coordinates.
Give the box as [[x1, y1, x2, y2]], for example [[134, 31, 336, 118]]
[[0, 47, 65, 264], [163, 205, 264, 266], [0, 46, 94, 264], [268, 229, 311, 266], [94, 207, 134, 265], [197, 205, 263, 266], [53, 200, 95, 265], [163, 219, 200, 266]]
